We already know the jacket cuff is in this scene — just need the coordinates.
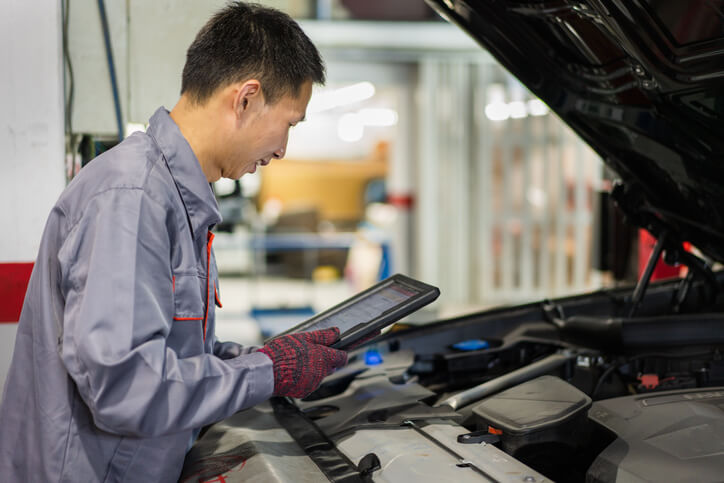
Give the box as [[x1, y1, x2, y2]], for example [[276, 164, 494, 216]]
[[227, 351, 274, 405]]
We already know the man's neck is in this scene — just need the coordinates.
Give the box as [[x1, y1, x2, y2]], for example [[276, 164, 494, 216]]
[[169, 96, 220, 182]]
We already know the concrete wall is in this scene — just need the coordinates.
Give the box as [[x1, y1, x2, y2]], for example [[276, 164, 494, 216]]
[[0, 2, 66, 390]]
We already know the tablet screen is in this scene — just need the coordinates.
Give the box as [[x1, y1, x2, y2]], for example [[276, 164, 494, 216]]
[[270, 274, 440, 349], [300, 281, 420, 334]]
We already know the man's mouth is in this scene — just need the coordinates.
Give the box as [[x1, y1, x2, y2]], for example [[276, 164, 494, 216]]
[[248, 159, 271, 174]]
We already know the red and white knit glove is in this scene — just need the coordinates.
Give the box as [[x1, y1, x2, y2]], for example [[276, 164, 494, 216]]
[[258, 327, 348, 398]]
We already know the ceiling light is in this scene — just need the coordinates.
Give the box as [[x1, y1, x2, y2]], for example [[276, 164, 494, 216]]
[[509, 101, 527, 119], [308, 82, 376, 114], [337, 113, 364, 142], [358, 108, 398, 126], [527, 99, 549, 116], [125, 123, 146, 137], [484, 102, 510, 122]]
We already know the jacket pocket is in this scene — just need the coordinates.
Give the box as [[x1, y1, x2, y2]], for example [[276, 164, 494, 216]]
[[169, 273, 205, 358], [172, 273, 204, 321]]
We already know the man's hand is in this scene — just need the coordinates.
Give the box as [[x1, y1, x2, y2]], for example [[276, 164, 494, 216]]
[[258, 327, 348, 398]]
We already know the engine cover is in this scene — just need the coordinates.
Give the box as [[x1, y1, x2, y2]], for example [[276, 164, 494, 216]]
[[588, 387, 724, 482]]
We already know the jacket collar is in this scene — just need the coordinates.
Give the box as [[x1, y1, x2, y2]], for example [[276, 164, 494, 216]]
[[147, 107, 221, 239]]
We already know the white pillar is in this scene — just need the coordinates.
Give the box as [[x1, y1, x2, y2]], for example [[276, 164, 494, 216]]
[[388, 79, 416, 276], [0, 1, 65, 391]]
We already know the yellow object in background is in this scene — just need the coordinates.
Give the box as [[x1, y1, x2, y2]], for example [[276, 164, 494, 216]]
[[258, 144, 388, 225], [313, 265, 340, 282]]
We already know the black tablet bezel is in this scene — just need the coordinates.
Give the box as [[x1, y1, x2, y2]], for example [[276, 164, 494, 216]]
[[268, 274, 440, 349]]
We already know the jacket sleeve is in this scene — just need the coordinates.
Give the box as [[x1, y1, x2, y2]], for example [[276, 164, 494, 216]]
[[213, 339, 259, 359], [58, 188, 273, 438]]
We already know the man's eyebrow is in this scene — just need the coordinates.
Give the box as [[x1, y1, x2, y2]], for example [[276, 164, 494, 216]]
[[297, 114, 307, 123]]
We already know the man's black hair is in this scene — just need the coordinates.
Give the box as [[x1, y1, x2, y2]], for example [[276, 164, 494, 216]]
[[181, 2, 325, 105]]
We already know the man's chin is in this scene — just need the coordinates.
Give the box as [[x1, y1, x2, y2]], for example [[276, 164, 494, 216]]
[[223, 165, 253, 179]]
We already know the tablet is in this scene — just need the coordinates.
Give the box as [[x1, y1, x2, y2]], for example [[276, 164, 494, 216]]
[[269, 274, 440, 349]]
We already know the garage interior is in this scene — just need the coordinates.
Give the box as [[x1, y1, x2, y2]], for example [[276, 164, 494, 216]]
[[1, 0, 651, 391], [7, 2, 724, 482]]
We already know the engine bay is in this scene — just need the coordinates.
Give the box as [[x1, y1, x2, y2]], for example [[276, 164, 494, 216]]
[[292, 269, 724, 482], [184, 265, 724, 482]]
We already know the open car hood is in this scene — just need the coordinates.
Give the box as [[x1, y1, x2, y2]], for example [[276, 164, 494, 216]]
[[426, 0, 724, 262]]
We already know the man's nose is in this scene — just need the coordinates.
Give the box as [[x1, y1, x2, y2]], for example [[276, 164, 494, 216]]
[[273, 132, 289, 159]]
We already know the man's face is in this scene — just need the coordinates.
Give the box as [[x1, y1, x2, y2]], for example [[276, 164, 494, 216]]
[[222, 81, 313, 180]]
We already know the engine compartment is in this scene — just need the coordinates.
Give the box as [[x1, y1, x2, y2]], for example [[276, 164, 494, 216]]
[[296, 272, 724, 482], [183, 271, 724, 482]]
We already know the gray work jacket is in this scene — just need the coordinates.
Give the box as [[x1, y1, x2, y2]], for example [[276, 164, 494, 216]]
[[0, 108, 273, 482]]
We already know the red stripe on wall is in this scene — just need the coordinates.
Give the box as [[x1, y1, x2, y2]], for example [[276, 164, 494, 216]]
[[0, 263, 34, 323]]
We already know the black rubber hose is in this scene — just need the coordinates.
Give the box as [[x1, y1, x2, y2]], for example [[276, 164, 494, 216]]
[[591, 350, 715, 398]]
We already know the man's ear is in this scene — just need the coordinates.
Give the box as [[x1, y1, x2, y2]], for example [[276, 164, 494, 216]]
[[232, 80, 262, 120]]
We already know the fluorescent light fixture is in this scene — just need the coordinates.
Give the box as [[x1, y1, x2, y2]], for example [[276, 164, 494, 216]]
[[485, 99, 550, 121], [125, 123, 146, 137], [527, 186, 547, 208], [337, 113, 364, 142], [484, 102, 510, 122], [335, 107, 398, 142], [527, 99, 549, 116], [509, 101, 527, 119], [358, 108, 398, 127], [308, 82, 376, 114], [240, 171, 261, 197], [484, 84, 511, 121], [214, 178, 237, 197]]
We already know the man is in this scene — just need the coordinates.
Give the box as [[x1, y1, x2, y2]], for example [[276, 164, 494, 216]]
[[0, 3, 348, 482]]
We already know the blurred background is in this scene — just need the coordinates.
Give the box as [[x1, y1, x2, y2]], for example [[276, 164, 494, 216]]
[[60, 0, 632, 344], [6, 0, 654, 354]]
